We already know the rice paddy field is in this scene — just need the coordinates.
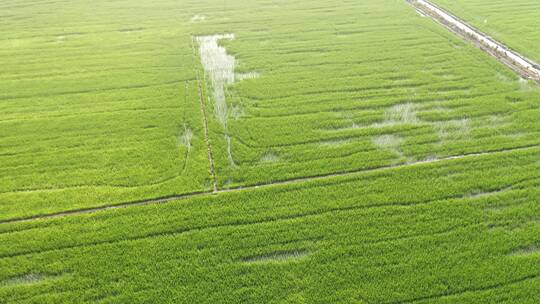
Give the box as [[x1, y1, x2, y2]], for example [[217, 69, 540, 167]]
[[1, 0, 539, 303], [431, 0, 540, 63]]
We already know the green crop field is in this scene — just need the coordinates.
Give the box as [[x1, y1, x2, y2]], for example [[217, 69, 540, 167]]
[[0, 0, 214, 220], [1, 0, 539, 303], [431, 0, 540, 63]]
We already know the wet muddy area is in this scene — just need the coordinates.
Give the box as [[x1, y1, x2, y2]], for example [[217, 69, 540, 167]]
[[195, 34, 260, 167]]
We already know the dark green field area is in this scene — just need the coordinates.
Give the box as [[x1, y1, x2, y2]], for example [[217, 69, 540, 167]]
[[1, 0, 539, 302], [431, 0, 540, 63]]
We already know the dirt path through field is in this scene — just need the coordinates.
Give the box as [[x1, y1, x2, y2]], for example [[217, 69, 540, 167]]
[[407, 0, 540, 83], [2, 143, 538, 224]]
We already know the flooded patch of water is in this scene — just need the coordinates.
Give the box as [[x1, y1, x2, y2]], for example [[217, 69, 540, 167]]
[[196, 34, 236, 127], [435, 118, 470, 140], [415, 10, 427, 18], [225, 134, 236, 167], [370, 104, 420, 159], [495, 72, 512, 83], [191, 15, 206, 22], [178, 124, 193, 172], [487, 115, 509, 128], [518, 77, 539, 92], [179, 124, 193, 150], [508, 245, 539, 257], [373, 135, 403, 157], [236, 72, 260, 81], [385, 103, 419, 124], [242, 249, 309, 264], [260, 152, 279, 164], [1, 273, 52, 287], [196, 34, 259, 167]]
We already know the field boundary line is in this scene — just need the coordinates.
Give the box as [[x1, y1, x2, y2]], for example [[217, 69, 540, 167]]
[[407, 0, 540, 83], [1, 143, 539, 225], [191, 37, 218, 193]]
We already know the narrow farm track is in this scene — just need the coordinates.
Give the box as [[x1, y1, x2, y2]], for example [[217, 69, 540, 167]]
[[407, 0, 540, 83], [2, 143, 539, 225]]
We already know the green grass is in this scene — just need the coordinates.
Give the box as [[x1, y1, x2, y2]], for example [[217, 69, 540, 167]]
[[431, 0, 540, 63], [1, 0, 540, 302]]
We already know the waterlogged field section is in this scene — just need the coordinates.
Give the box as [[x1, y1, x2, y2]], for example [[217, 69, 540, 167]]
[[1, 0, 540, 302], [190, 0, 540, 188], [0, 0, 212, 220], [431, 0, 540, 63]]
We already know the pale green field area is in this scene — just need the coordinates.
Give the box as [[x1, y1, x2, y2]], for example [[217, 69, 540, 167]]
[[432, 0, 540, 63]]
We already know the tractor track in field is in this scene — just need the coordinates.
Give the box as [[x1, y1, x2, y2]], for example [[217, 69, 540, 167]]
[[1, 143, 539, 225], [407, 0, 540, 83]]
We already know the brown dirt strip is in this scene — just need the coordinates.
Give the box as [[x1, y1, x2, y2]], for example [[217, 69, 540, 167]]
[[1, 143, 539, 225]]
